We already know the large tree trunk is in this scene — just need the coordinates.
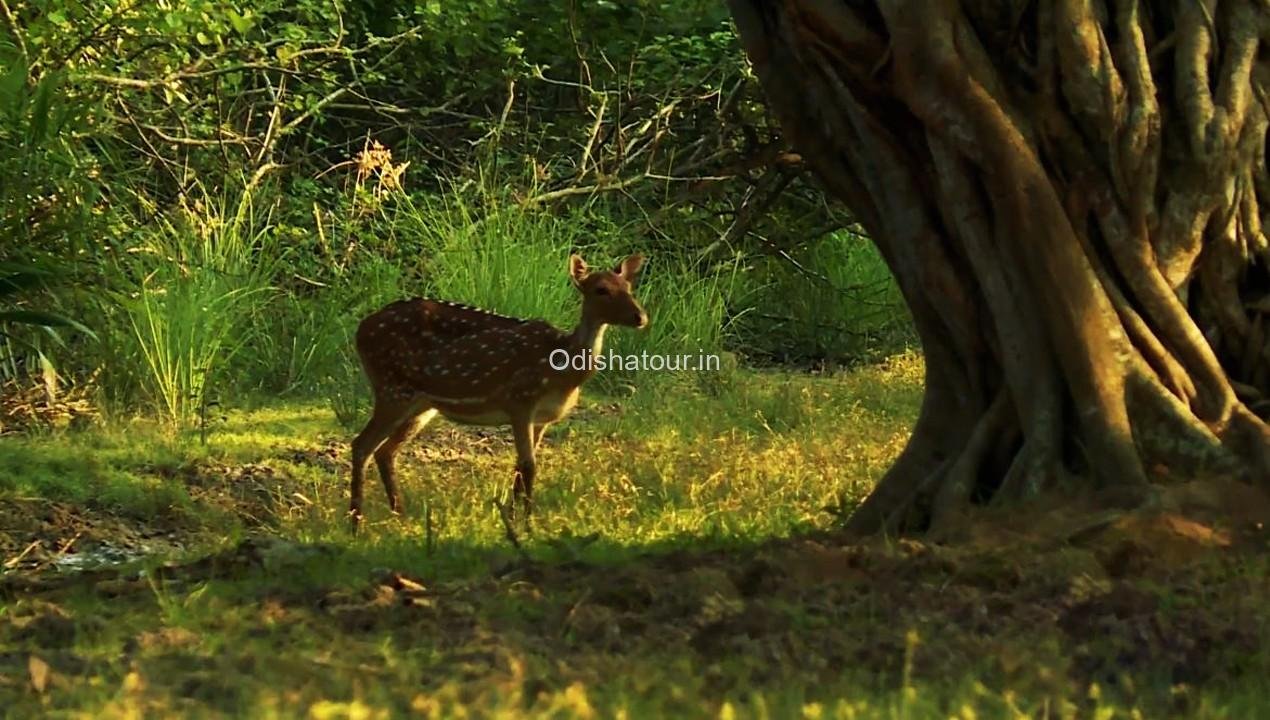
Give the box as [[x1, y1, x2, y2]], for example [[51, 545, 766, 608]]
[[727, 0, 1270, 535]]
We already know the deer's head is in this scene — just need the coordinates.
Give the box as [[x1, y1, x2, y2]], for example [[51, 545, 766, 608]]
[[570, 253, 648, 329]]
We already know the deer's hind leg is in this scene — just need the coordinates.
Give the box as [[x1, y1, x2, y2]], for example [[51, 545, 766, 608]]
[[375, 408, 439, 514], [350, 393, 424, 531]]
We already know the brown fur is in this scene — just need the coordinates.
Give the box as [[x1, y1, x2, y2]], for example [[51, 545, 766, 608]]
[[348, 253, 648, 530]]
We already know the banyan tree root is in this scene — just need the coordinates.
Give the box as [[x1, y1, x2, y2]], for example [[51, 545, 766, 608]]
[[728, 0, 1270, 535]]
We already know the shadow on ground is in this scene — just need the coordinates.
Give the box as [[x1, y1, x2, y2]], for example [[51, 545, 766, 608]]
[[2, 476, 1268, 716]]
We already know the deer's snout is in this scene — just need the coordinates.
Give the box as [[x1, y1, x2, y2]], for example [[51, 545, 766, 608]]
[[622, 301, 648, 328]]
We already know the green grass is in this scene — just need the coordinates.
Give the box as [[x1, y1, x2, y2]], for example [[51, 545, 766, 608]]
[[16, 164, 915, 423], [736, 230, 912, 364], [3, 355, 1269, 719], [3, 354, 923, 557]]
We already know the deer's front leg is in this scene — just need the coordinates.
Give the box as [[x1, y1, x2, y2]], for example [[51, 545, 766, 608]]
[[511, 418, 536, 528]]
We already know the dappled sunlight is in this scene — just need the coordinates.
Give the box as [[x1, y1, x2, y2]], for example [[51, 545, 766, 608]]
[[10, 350, 1269, 718], [200, 406, 342, 459], [15, 503, 1267, 719], [0, 365, 920, 574]]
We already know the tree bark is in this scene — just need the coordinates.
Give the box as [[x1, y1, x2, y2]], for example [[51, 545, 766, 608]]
[[727, 0, 1270, 535]]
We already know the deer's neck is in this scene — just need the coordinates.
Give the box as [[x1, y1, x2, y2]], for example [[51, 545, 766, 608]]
[[571, 312, 608, 358]]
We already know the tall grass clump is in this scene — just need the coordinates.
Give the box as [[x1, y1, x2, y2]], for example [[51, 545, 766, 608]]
[[737, 230, 912, 364], [100, 184, 277, 427], [595, 252, 741, 392], [284, 254, 414, 429], [393, 178, 741, 393], [400, 185, 577, 328]]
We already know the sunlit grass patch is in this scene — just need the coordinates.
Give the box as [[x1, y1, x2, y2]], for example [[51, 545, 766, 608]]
[[0, 425, 191, 519], [0, 357, 923, 565], [4, 355, 1270, 718]]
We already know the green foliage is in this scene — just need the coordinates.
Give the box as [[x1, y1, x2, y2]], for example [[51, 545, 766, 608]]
[[0, 261, 93, 339], [0, 50, 100, 379], [0, 0, 914, 422], [0, 258, 96, 386], [738, 230, 913, 364], [0, 53, 97, 252], [96, 186, 278, 426]]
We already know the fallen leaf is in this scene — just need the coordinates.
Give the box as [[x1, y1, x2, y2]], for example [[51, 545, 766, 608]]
[[28, 655, 50, 693]]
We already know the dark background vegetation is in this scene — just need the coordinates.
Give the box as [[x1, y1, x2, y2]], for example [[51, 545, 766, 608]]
[[1, 0, 912, 427]]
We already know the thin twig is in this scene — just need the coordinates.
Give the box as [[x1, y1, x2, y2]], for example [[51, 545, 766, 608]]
[[579, 93, 608, 179], [138, 124, 252, 147], [253, 72, 287, 165], [3, 540, 40, 570], [0, 0, 28, 63], [520, 173, 652, 206]]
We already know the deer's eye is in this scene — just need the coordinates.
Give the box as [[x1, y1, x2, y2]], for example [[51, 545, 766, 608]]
[[594, 286, 610, 296]]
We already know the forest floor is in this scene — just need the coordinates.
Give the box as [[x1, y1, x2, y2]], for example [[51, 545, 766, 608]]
[[1, 353, 1269, 718]]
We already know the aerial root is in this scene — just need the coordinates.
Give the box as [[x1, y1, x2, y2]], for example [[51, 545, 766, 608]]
[[1123, 366, 1253, 481], [929, 388, 1013, 534]]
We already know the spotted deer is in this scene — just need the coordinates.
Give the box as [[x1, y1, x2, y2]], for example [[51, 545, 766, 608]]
[[348, 253, 648, 531]]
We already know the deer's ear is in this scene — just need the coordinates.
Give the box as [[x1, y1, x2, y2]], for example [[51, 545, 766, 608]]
[[568, 254, 589, 288], [616, 253, 645, 282]]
